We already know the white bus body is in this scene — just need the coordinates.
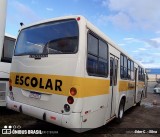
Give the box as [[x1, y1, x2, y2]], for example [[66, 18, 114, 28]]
[[0, 34, 16, 106], [7, 15, 147, 132], [0, 0, 16, 106]]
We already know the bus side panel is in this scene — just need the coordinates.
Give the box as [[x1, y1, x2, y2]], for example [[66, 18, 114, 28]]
[[81, 106, 107, 129], [126, 81, 135, 109], [62, 113, 82, 129], [125, 90, 134, 110], [81, 94, 109, 116], [137, 81, 145, 103], [80, 78, 110, 116]]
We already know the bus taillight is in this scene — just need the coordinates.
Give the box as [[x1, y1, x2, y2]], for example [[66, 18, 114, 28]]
[[67, 96, 74, 104], [9, 86, 12, 91], [70, 87, 77, 96], [77, 17, 80, 21]]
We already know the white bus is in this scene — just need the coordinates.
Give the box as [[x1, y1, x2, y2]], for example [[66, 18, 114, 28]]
[[0, 34, 16, 106], [0, 0, 16, 107], [7, 15, 147, 132]]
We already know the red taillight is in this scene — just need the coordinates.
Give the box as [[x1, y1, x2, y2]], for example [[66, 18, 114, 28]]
[[70, 87, 77, 96], [77, 17, 80, 21], [9, 79, 12, 91], [67, 96, 74, 104], [9, 86, 12, 91]]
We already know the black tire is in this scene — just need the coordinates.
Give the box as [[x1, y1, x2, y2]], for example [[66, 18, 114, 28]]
[[116, 99, 125, 123], [136, 101, 141, 106]]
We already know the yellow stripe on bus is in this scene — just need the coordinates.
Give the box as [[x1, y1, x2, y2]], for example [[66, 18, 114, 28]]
[[138, 81, 145, 88], [10, 72, 110, 98], [119, 81, 144, 92]]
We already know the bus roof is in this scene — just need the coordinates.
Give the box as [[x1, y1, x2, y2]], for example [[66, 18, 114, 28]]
[[5, 33, 16, 39], [19, 15, 144, 69]]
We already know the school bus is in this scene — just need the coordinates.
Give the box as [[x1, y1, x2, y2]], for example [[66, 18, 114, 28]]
[[7, 15, 147, 132], [0, 0, 16, 106], [0, 34, 16, 106]]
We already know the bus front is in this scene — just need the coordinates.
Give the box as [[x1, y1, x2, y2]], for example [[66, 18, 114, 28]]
[[0, 35, 15, 106], [7, 16, 86, 131]]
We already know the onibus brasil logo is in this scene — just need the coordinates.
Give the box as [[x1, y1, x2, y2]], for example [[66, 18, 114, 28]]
[[2, 125, 42, 135], [2, 125, 12, 134]]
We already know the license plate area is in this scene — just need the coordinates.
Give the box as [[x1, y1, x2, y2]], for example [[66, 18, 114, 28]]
[[29, 91, 41, 99]]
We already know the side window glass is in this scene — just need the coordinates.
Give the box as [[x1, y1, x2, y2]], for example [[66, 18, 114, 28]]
[[87, 32, 108, 77], [87, 54, 98, 75], [88, 34, 98, 56], [128, 60, 131, 79], [99, 40, 107, 59], [124, 56, 127, 78], [120, 55, 124, 79]]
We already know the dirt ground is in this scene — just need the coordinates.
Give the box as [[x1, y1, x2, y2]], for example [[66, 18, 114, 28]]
[[0, 83, 160, 137]]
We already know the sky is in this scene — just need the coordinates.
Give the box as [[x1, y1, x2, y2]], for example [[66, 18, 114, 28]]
[[5, 0, 160, 68]]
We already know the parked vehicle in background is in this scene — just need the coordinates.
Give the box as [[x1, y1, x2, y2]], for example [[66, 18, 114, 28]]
[[153, 87, 160, 94], [153, 83, 160, 94], [0, 34, 16, 106], [0, 0, 16, 106]]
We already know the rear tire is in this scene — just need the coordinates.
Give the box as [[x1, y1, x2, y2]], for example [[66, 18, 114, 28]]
[[136, 100, 141, 106], [116, 99, 125, 123]]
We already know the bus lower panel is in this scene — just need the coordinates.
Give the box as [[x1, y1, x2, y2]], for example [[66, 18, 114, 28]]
[[6, 96, 82, 132]]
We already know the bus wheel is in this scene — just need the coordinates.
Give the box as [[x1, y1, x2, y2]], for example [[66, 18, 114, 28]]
[[116, 99, 125, 123], [136, 100, 141, 106]]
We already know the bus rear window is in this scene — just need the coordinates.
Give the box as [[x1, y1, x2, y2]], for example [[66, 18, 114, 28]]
[[14, 19, 79, 56]]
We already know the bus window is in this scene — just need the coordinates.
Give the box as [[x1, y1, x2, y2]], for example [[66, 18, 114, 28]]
[[87, 33, 108, 77], [120, 54, 128, 79], [88, 34, 98, 56], [114, 59, 118, 85], [131, 61, 134, 80], [128, 59, 131, 79], [110, 57, 114, 86], [14, 19, 79, 56], [1, 36, 15, 63]]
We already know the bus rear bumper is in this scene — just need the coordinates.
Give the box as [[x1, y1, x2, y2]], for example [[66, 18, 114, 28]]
[[6, 96, 82, 132]]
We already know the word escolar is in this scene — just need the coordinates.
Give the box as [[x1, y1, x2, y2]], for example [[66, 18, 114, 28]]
[[15, 75, 62, 91]]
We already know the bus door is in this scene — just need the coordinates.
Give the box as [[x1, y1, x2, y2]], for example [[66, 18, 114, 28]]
[[109, 55, 118, 118], [134, 67, 137, 103], [144, 73, 148, 98]]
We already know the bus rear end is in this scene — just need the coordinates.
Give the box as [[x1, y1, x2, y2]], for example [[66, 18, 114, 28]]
[[7, 16, 86, 132]]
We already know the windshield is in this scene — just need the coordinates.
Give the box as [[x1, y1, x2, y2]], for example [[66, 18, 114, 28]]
[[14, 19, 79, 56], [1, 36, 15, 63]]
